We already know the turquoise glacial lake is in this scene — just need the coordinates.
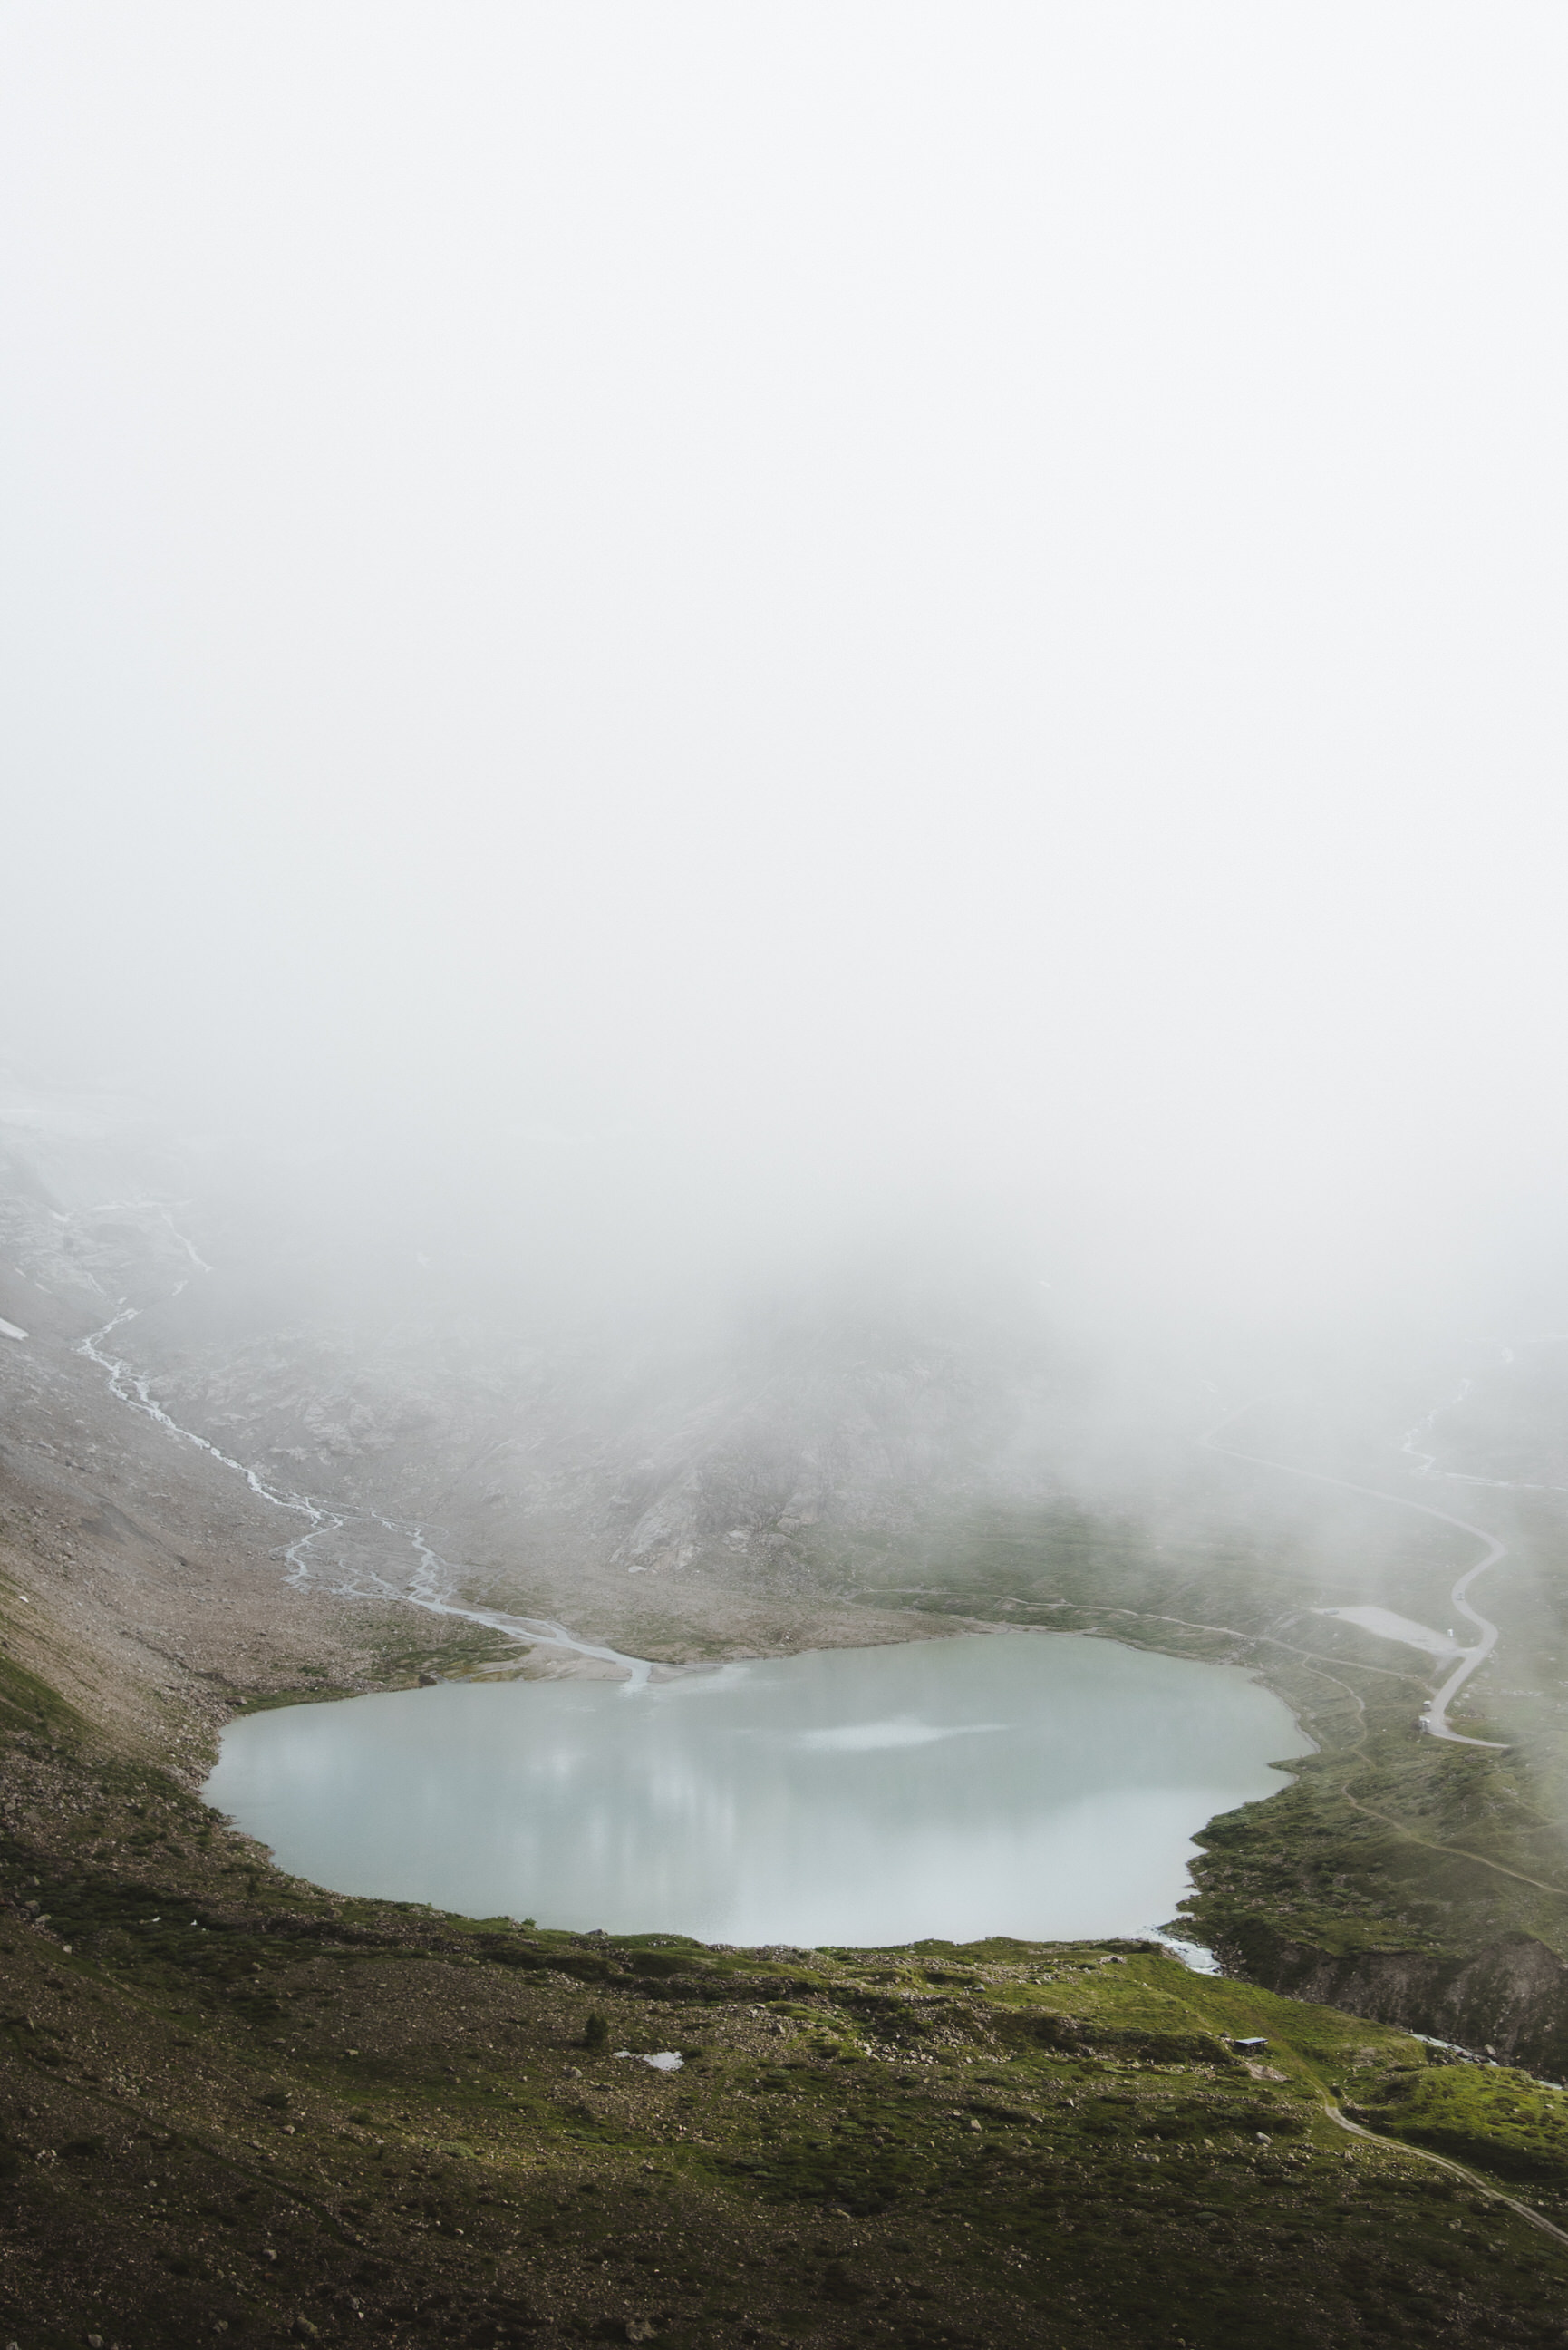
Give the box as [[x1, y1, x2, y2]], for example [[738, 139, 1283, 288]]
[[203, 1632, 1311, 1946]]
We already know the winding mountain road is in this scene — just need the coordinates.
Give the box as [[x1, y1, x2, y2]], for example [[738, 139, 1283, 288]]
[[1202, 1410, 1507, 1748]]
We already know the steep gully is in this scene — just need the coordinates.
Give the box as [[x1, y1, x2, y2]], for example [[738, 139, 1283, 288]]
[[75, 1295, 654, 1692]]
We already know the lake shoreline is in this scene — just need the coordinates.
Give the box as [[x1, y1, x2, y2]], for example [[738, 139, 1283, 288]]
[[205, 1627, 1313, 1947]]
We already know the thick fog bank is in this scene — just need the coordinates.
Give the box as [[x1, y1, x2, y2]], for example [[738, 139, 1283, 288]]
[[5, 4, 1567, 1407], [2, 1068, 1560, 1505]]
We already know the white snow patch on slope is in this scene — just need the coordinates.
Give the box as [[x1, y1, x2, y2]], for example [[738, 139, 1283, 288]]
[[1317, 1606, 1463, 1658]]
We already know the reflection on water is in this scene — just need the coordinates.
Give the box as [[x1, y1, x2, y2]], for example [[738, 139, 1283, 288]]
[[203, 1632, 1311, 1946]]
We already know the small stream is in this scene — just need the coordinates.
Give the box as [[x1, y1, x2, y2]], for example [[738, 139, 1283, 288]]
[[77, 1283, 648, 1678]]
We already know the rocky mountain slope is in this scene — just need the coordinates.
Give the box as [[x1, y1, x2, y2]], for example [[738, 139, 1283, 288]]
[[10, 1081, 1568, 2138]]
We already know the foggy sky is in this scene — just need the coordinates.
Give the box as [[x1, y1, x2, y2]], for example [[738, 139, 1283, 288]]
[[4, 5, 1567, 1335]]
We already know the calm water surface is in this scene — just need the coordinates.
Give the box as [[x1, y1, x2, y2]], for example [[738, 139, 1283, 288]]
[[204, 1632, 1310, 1945]]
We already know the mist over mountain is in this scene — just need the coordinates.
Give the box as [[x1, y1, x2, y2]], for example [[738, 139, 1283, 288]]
[[0, 1066, 1545, 1645], [0, 1077, 1104, 1607], [5, 3, 1568, 1382], [7, 15, 1568, 2345]]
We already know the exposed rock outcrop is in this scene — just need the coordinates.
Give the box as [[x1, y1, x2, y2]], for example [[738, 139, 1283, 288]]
[[1220, 1921, 1568, 2077]]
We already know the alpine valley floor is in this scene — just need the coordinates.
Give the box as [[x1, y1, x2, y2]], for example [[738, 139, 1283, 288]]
[[10, 1710, 1568, 2350], [12, 1148, 1568, 2342], [8, 1553, 1568, 2350]]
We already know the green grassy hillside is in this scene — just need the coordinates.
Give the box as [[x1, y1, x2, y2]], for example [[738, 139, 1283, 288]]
[[5, 1652, 1568, 2349]]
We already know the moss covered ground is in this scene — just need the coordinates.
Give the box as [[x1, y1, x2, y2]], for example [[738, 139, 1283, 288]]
[[6, 1649, 1568, 2350]]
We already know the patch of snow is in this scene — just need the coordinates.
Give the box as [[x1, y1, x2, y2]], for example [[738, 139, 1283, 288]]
[[1317, 1605, 1463, 1658]]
